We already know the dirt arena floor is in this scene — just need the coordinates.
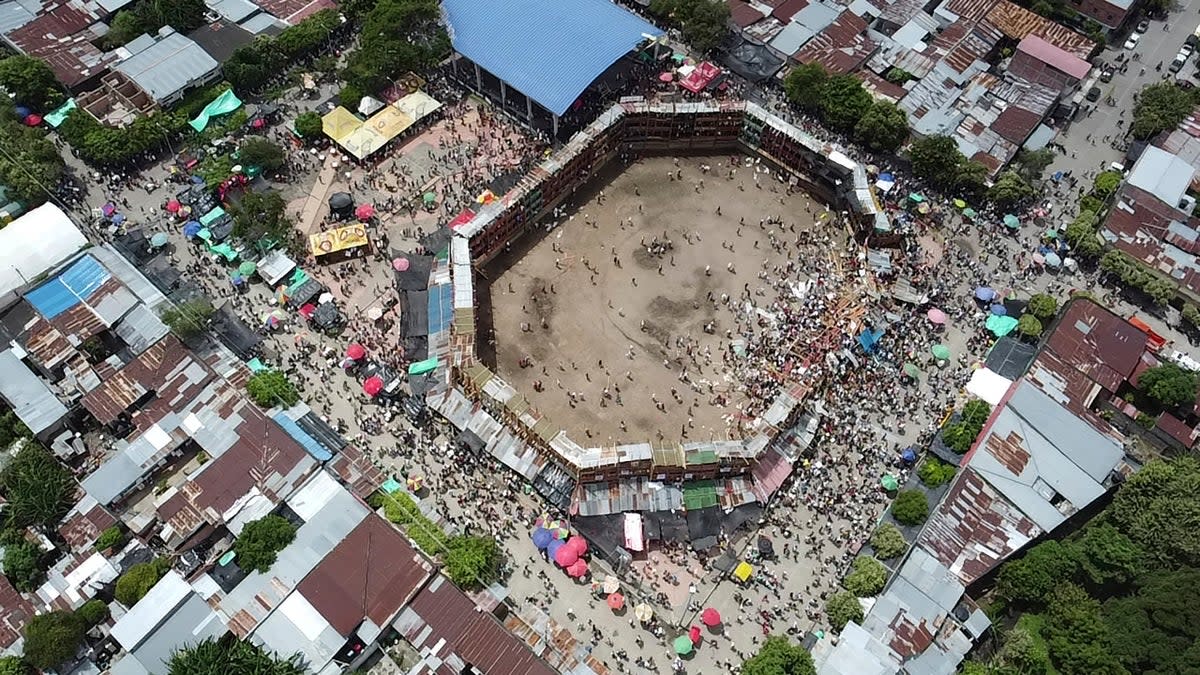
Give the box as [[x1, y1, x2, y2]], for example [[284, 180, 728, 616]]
[[481, 155, 828, 445]]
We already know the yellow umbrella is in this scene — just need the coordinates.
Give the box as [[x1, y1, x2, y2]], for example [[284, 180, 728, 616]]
[[602, 575, 620, 594], [733, 561, 753, 582], [634, 603, 653, 622]]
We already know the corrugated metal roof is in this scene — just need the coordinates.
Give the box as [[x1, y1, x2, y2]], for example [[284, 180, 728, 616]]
[[113, 29, 219, 103], [0, 348, 68, 434], [0, 203, 88, 302], [1128, 146, 1195, 208], [442, 0, 662, 116]]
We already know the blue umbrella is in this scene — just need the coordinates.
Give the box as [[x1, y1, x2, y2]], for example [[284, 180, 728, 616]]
[[183, 220, 202, 238], [190, 175, 204, 184], [990, 304, 1007, 316], [900, 447, 917, 463], [532, 527, 553, 550], [974, 286, 995, 301], [547, 538, 566, 560], [111, 213, 126, 224], [878, 172, 894, 182]]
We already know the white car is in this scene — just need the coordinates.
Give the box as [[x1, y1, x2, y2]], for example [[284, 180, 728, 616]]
[[1125, 33, 1140, 50]]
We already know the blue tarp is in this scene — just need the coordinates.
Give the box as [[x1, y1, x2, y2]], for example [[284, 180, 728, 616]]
[[442, 0, 662, 116], [857, 327, 885, 354], [272, 412, 333, 461], [25, 255, 111, 319], [427, 282, 454, 335]]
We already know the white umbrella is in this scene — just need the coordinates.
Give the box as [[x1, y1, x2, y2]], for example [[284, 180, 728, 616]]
[[318, 292, 334, 304], [366, 307, 383, 320], [602, 575, 620, 594]]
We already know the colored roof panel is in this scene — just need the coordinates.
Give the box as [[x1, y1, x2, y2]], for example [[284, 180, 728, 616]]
[[0, 203, 88, 302], [442, 0, 663, 116], [1015, 34, 1090, 79]]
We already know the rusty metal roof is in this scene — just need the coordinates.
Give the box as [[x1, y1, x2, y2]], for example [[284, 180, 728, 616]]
[[80, 335, 211, 426], [0, 574, 34, 649], [795, 11, 875, 74], [1040, 298, 1149, 390], [990, 105, 1041, 144], [327, 444, 385, 499], [3, 4, 112, 87], [58, 495, 118, 552], [984, 1, 1095, 60], [298, 515, 432, 635]]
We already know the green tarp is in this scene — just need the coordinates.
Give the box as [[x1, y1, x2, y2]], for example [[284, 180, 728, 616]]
[[200, 206, 226, 226], [408, 357, 439, 375], [189, 89, 243, 132], [45, 98, 77, 128], [247, 358, 268, 373], [986, 314, 1020, 337], [381, 477, 402, 494], [210, 243, 237, 261], [196, 228, 213, 243]]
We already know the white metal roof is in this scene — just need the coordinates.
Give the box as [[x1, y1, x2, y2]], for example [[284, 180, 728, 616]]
[[110, 571, 191, 651], [0, 203, 87, 303], [113, 29, 219, 103]]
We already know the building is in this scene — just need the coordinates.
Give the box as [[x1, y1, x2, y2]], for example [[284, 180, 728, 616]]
[[112, 28, 221, 106], [1008, 35, 1091, 92], [0, 1, 113, 91], [0, 203, 89, 308], [1072, 0, 1135, 32], [108, 571, 226, 675]]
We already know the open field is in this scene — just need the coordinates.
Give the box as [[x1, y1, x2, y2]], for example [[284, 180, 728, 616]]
[[480, 155, 829, 445]]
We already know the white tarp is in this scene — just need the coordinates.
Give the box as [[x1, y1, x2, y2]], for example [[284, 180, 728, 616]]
[[966, 368, 1013, 406], [0, 203, 87, 300]]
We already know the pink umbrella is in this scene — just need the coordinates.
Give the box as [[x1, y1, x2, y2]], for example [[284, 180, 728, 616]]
[[607, 592, 625, 610], [701, 608, 721, 626], [554, 544, 579, 567], [363, 376, 383, 397], [689, 625, 702, 644], [567, 559, 589, 578], [24, 114, 42, 126], [1032, 253, 1045, 265], [166, 199, 181, 213], [926, 308, 947, 325], [392, 257, 410, 272], [355, 203, 375, 220], [659, 72, 674, 82], [346, 343, 366, 360], [568, 536, 588, 556]]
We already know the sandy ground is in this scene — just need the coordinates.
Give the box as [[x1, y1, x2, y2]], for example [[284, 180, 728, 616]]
[[483, 155, 825, 445]]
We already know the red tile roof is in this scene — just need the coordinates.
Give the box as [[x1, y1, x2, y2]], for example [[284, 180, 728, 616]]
[[298, 516, 432, 634]]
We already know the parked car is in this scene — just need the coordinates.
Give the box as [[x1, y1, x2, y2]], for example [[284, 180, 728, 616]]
[[1100, 67, 1116, 82], [1171, 54, 1188, 73], [1086, 86, 1102, 102], [1137, 19, 1150, 33], [1182, 43, 1196, 57], [1125, 33, 1141, 50]]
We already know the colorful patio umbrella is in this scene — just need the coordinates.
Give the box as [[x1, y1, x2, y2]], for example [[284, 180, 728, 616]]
[[1044, 252, 1062, 267], [1003, 214, 1020, 229], [261, 308, 287, 328], [531, 527, 553, 550], [392, 257, 410, 272], [962, 207, 978, 220], [701, 608, 721, 627], [953, 198, 967, 209], [102, 202, 116, 217], [917, 202, 931, 215], [926, 308, 947, 324], [363, 375, 383, 397], [986, 314, 1020, 337], [166, 199, 181, 213], [974, 286, 996, 301], [881, 474, 899, 491], [607, 592, 625, 610], [908, 193, 925, 203], [688, 626, 702, 644], [602, 575, 620, 594], [659, 71, 674, 82], [634, 603, 653, 622], [546, 538, 565, 561], [568, 536, 588, 556], [903, 362, 921, 379], [554, 543, 579, 567], [183, 221, 202, 238], [1044, 228, 1058, 239], [150, 232, 169, 248], [990, 304, 1007, 316], [931, 344, 951, 361], [406, 475, 423, 491], [673, 635, 694, 655], [238, 261, 257, 276], [1032, 253, 1045, 265], [422, 192, 437, 205], [355, 203, 375, 220], [346, 343, 366, 360], [567, 559, 589, 578]]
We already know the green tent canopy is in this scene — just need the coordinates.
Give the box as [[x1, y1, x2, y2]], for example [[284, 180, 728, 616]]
[[673, 636, 694, 655], [238, 261, 257, 276], [381, 477, 403, 494], [1003, 214, 1020, 228], [408, 357, 439, 375], [908, 193, 925, 203], [962, 207, 978, 220], [200, 206, 226, 226], [903, 363, 921, 378], [45, 98, 77, 128], [246, 358, 268, 373], [189, 89, 243, 132], [986, 314, 1020, 337], [210, 243, 237, 261], [881, 474, 899, 491]]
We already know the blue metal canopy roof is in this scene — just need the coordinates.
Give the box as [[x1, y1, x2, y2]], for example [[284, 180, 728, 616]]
[[443, 0, 662, 116]]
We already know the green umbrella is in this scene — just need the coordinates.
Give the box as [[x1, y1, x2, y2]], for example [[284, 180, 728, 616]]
[[238, 261, 257, 276], [908, 193, 925, 203], [422, 192, 437, 204], [903, 362, 921, 378], [962, 207, 978, 220], [881, 474, 899, 491], [931, 344, 951, 361], [953, 198, 967, 208], [1003, 214, 1020, 228], [986, 314, 1019, 337], [1044, 228, 1058, 239], [673, 636, 694, 655]]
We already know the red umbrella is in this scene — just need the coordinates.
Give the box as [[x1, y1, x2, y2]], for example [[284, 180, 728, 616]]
[[356, 203, 375, 220], [363, 376, 383, 397], [24, 114, 42, 126], [701, 608, 721, 626], [689, 625, 702, 644], [166, 199, 181, 213], [568, 536, 588, 556], [567, 559, 589, 577], [607, 592, 625, 610], [346, 343, 366, 360], [392, 257, 410, 272], [554, 544, 579, 567]]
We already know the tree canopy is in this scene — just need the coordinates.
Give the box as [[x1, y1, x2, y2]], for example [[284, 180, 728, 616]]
[[161, 299, 215, 340], [0, 56, 65, 111], [740, 636, 817, 675], [0, 656, 28, 675], [988, 170, 1036, 209], [1107, 457, 1200, 568], [1017, 314, 1044, 340], [442, 535, 500, 590], [1102, 568, 1200, 675], [103, 0, 207, 48], [0, 442, 74, 531], [233, 515, 297, 572], [239, 138, 287, 172], [818, 75, 873, 133], [225, 9, 342, 92], [22, 611, 84, 670], [782, 64, 827, 113], [77, 599, 109, 627], [843, 556, 888, 597], [245, 371, 300, 408], [648, 0, 730, 53], [908, 136, 964, 189], [869, 524, 907, 560], [1137, 363, 1198, 408], [918, 457, 956, 488], [1064, 210, 1103, 258], [1131, 83, 1197, 141], [294, 111, 323, 140], [0, 99, 64, 206], [166, 636, 304, 675], [229, 191, 297, 250], [892, 490, 929, 525], [2, 541, 44, 592], [114, 558, 171, 606], [996, 540, 1079, 606], [340, 0, 450, 93], [825, 591, 864, 631], [1027, 294, 1058, 321]]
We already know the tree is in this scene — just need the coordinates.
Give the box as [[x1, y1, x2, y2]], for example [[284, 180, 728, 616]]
[[0, 56, 65, 110], [818, 75, 872, 133], [2, 542, 43, 591], [233, 515, 296, 572], [825, 591, 864, 631], [0, 100, 65, 206], [0, 406, 30, 448], [1075, 523, 1141, 586], [442, 535, 499, 589], [842, 556, 888, 597], [1065, 210, 1103, 257], [294, 111, 323, 140], [869, 524, 907, 560], [245, 371, 300, 408], [892, 490, 929, 525], [854, 101, 908, 152], [1183, 303, 1200, 329], [1027, 294, 1058, 321], [908, 135, 965, 190], [1017, 314, 1044, 340], [956, 160, 990, 198], [341, 0, 449, 93], [161, 298, 215, 340], [740, 635, 816, 675], [962, 399, 992, 426], [0, 442, 74, 531], [229, 191, 296, 247], [1107, 457, 1200, 568], [22, 611, 85, 670], [1042, 583, 1124, 674], [95, 525, 125, 552], [649, 0, 730, 53], [167, 636, 304, 675], [996, 541, 1079, 605], [998, 626, 1051, 674], [1092, 170, 1122, 199], [1137, 363, 1198, 408], [114, 559, 171, 606], [76, 599, 109, 627], [239, 137, 286, 172], [104, 0, 208, 48], [1102, 568, 1200, 675], [0, 656, 29, 675], [941, 422, 978, 454], [918, 457, 956, 488], [1013, 148, 1056, 180], [1132, 83, 1195, 140], [988, 170, 1035, 209], [783, 63, 827, 113]]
